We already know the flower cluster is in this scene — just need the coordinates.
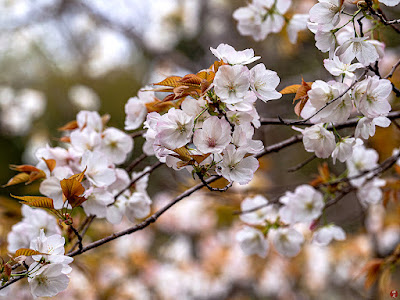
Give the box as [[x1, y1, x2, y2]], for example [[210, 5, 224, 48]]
[[126, 44, 282, 186], [35, 110, 151, 223], [233, 0, 309, 43], [236, 188, 346, 258]]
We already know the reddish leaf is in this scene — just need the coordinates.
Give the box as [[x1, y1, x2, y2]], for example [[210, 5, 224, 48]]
[[2, 173, 30, 187], [280, 84, 301, 95], [11, 195, 55, 209], [58, 120, 78, 131], [15, 248, 41, 257], [42, 158, 56, 173]]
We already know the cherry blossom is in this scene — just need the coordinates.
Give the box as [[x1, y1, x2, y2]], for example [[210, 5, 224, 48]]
[[353, 76, 392, 118], [313, 224, 346, 246], [155, 108, 194, 150], [355, 116, 391, 139], [271, 227, 304, 257], [331, 137, 357, 164], [28, 264, 71, 298], [214, 65, 251, 104], [236, 226, 269, 258], [323, 55, 364, 79], [309, 0, 343, 27], [287, 14, 309, 44], [210, 44, 260, 65], [250, 64, 282, 102], [294, 124, 336, 158], [346, 145, 379, 187], [76, 110, 103, 132], [336, 37, 380, 66], [356, 178, 386, 206], [239, 195, 272, 225], [100, 127, 133, 164], [193, 116, 231, 154], [279, 185, 324, 224], [125, 88, 155, 130], [216, 145, 259, 185]]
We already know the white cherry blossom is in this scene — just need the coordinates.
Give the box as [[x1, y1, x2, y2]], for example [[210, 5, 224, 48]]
[[287, 14, 309, 44], [307, 22, 336, 53], [82, 187, 114, 218], [70, 128, 101, 155], [346, 145, 379, 187], [214, 65, 251, 104], [81, 150, 116, 187], [356, 178, 386, 206], [210, 44, 260, 65], [216, 145, 259, 185], [309, 0, 343, 26], [353, 76, 392, 118], [313, 224, 346, 246], [125, 88, 154, 130], [155, 108, 194, 150], [271, 227, 304, 257], [355, 116, 391, 139], [279, 185, 324, 224], [239, 195, 273, 225], [100, 127, 133, 164], [379, 0, 400, 6], [294, 124, 336, 158], [324, 55, 364, 79], [30, 229, 73, 266], [76, 110, 103, 132], [336, 37, 380, 66], [236, 226, 268, 258], [250, 64, 282, 102], [28, 264, 70, 298], [331, 137, 357, 164]]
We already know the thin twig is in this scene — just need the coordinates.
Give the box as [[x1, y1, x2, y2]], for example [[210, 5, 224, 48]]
[[126, 153, 147, 173], [111, 161, 163, 204], [68, 215, 95, 254], [287, 155, 317, 172], [385, 59, 400, 79], [130, 130, 146, 138], [69, 225, 83, 252], [197, 173, 232, 192]]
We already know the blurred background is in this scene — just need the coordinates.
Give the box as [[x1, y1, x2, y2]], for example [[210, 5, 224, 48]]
[[0, 0, 399, 299]]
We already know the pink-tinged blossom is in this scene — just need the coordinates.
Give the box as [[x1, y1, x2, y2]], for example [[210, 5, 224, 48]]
[[125, 88, 154, 130], [216, 145, 259, 185], [214, 65, 251, 104], [236, 226, 268, 258], [227, 111, 253, 128], [271, 227, 304, 257], [353, 76, 392, 118], [28, 264, 70, 298], [233, 4, 264, 41], [294, 124, 336, 158], [356, 178, 386, 207], [250, 64, 282, 102], [302, 80, 352, 124], [355, 116, 391, 139], [324, 55, 364, 79], [193, 116, 231, 154], [287, 14, 309, 44], [309, 0, 343, 26], [210, 44, 260, 65], [313, 224, 346, 246], [100, 127, 133, 164], [331, 137, 357, 164], [240, 195, 273, 225], [279, 185, 324, 224], [81, 150, 116, 187], [336, 37, 380, 66], [155, 108, 194, 150], [346, 145, 379, 187], [76, 110, 103, 132]]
